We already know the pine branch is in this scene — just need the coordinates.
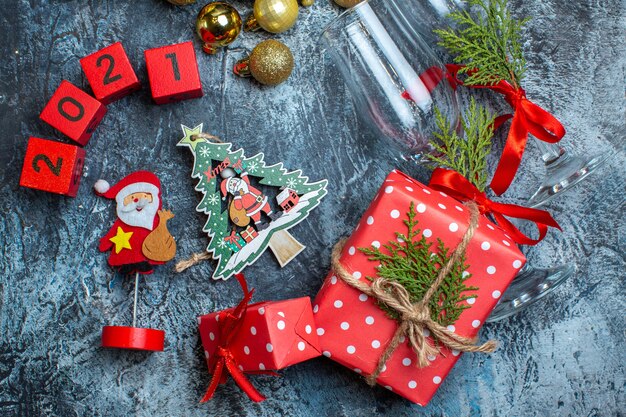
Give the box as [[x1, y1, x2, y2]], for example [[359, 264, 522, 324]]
[[360, 203, 477, 327], [435, 0, 529, 88], [426, 98, 496, 191]]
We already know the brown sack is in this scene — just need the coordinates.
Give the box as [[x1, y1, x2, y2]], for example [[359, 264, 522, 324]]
[[142, 209, 177, 262], [229, 201, 251, 227]]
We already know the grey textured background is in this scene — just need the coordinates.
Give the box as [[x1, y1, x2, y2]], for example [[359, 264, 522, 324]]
[[0, 0, 624, 416]]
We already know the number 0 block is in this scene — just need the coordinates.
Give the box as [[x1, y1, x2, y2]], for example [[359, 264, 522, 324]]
[[80, 42, 141, 105], [144, 41, 203, 104], [20, 137, 86, 197], [39, 81, 107, 146]]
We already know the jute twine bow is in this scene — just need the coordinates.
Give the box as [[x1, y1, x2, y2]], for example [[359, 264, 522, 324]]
[[175, 133, 224, 273], [331, 200, 497, 386]]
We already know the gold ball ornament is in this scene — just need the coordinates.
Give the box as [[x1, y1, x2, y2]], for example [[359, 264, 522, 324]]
[[244, 0, 299, 34], [300, 0, 314, 6], [166, 0, 196, 5], [334, 0, 363, 8], [196, 2, 242, 54], [234, 40, 294, 86]]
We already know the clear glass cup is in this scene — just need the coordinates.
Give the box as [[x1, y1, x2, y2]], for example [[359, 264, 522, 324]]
[[322, 0, 574, 322], [322, 0, 460, 162]]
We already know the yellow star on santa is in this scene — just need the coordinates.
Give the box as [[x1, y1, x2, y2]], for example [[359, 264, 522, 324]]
[[177, 124, 205, 151], [109, 226, 133, 254]]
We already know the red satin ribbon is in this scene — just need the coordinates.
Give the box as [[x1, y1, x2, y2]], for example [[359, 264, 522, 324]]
[[428, 168, 561, 246], [201, 274, 268, 403], [445, 65, 566, 195]]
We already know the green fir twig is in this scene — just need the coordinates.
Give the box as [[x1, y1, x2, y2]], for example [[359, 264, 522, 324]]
[[360, 203, 478, 327], [435, 0, 529, 89], [426, 98, 496, 191]]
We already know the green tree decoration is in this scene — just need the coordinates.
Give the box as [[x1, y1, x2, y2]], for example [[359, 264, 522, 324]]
[[426, 97, 496, 191], [178, 124, 328, 280], [360, 203, 477, 326], [435, 0, 528, 89]]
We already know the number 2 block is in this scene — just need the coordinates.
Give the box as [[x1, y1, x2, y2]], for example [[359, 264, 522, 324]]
[[144, 41, 203, 104], [80, 42, 141, 105], [39, 81, 107, 146], [20, 137, 86, 197]]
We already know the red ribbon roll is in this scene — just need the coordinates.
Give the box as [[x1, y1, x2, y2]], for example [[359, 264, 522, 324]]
[[201, 274, 270, 403], [428, 168, 561, 246]]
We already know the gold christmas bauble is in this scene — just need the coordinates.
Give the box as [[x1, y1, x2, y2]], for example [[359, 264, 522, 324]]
[[166, 0, 196, 5], [244, 0, 299, 34], [301, 0, 314, 6], [196, 2, 242, 54], [234, 40, 294, 86], [334, 0, 363, 8]]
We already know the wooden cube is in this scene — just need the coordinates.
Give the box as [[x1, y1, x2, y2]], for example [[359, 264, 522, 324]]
[[80, 42, 141, 104], [144, 41, 203, 104], [39, 80, 107, 146], [20, 137, 86, 197]]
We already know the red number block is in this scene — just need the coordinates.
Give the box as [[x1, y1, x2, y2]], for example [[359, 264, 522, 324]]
[[40, 80, 107, 146], [20, 137, 86, 197], [144, 41, 203, 104], [80, 42, 141, 105]]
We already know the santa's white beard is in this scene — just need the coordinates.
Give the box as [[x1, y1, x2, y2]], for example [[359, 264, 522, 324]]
[[229, 179, 249, 195], [117, 198, 158, 230]]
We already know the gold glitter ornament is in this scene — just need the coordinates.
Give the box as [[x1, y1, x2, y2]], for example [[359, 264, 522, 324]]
[[166, 0, 196, 5], [334, 0, 363, 7], [234, 40, 294, 86], [244, 0, 299, 34], [196, 2, 242, 54]]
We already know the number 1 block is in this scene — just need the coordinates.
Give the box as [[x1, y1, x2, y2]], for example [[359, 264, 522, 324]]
[[20, 137, 86, 197], [144, 41, 203, 104], [39, 81, 107, 146], [80, 42, 141, 105]]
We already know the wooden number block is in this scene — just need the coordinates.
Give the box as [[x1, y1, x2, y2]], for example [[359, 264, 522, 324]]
[[39, 80, 107, 146], [20, 137, 86, 197], [80, 42, 141, 104], [144, 41, 203, 104]]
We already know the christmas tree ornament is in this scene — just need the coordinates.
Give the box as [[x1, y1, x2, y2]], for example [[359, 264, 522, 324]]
[[176, 124, 327, 280], [196, 2, 243, 54], [334, 0, 362, 8], [166, 0, 196, 5], [244, 0, 299, 34], [234, 40, 294, 86], [95, 171, 177, 351], [300, 0, 314, 6]]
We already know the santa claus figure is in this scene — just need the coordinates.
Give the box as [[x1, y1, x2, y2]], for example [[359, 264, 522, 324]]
[[95, 171, 174, 275], [94, 171, 176, 352], [221, 170, 282, 231]]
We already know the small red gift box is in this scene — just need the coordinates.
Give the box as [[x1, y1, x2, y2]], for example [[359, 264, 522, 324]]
[[198, 276, 321, 402], [313, 170, 527, 406]]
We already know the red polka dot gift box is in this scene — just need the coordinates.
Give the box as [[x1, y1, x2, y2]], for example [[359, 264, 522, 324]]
[[198, 275, 321, 402], [312, 169, 527, 406]]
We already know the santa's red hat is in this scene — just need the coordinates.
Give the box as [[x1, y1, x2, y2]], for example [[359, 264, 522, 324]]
[[94, 171, 161, 204]]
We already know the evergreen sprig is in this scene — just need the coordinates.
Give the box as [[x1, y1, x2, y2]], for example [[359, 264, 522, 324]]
[[360, 203, 478, 327], [426, 98, 496, 191], [435, 0, 528, 89]]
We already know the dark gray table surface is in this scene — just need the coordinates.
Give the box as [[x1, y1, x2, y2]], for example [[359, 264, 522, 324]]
[[0, 1, 624, 416]]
